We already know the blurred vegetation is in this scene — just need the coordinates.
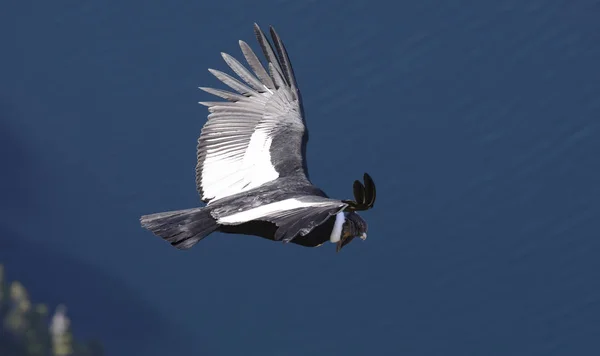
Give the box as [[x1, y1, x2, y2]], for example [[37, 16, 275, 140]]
[[0, 264, 104, 356]]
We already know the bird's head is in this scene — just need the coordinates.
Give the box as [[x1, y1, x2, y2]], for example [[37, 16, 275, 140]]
[[337, 173, 376, 252], [336, 211, 368, 252]]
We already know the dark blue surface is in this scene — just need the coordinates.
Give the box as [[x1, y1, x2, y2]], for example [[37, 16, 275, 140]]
[[2, 1, 599, 355]]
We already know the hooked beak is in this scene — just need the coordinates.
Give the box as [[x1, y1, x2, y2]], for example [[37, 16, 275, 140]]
[[336, 233, 368, 252]]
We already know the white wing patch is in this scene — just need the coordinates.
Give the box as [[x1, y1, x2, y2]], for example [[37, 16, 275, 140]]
[[200, 106, 280, 204], [240, 126, 278, 188], [217, 198, 332, 224]]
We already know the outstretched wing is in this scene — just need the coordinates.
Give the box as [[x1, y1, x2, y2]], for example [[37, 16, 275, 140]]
[[196, 24, 309, 205], [215, 196, 347, 243]]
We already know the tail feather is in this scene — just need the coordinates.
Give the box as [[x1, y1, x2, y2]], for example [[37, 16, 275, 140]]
[[140, 207, 219, 250]]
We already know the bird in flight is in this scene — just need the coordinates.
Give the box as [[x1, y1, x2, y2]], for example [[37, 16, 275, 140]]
[[140, 23, 376, 252]]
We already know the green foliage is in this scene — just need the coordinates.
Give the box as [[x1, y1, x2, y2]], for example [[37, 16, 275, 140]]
[[0, 264, 104, 356]]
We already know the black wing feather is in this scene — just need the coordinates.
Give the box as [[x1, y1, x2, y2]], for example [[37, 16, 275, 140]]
[[363, 173, 376, 208], [269, 26, 298, 96], [353, 180, 366, 205], [253, 24, 287, 87]]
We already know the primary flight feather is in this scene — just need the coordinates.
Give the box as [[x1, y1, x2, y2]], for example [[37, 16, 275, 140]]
[[140, 23, 376, 252]]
